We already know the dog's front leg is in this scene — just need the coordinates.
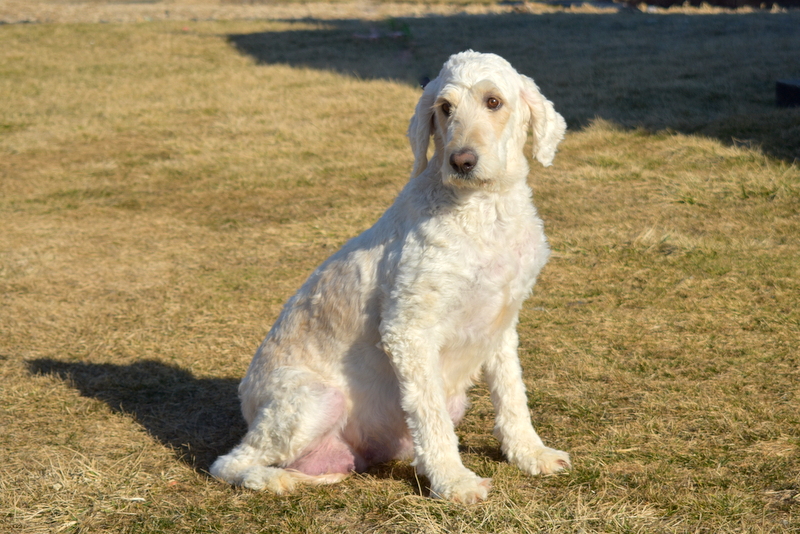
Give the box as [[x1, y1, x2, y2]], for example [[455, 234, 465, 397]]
[[484, 328, 571, 476], [381, 329, 491, 503]]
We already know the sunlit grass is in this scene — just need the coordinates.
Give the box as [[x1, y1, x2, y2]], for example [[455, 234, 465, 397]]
[[1, 5, 799, 533]]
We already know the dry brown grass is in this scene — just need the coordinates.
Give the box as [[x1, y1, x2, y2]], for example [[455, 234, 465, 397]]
[[1, 3, 799, 533], [0, 0, 562, 25]]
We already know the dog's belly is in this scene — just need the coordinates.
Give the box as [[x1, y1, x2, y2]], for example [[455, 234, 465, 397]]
[[342, 376, 415, 465], [284, 382, 470, 476], [286, 432, 367, 475], [342, 380, 469, 468], [353, 431, 415, 466], [342, 400, 467, 468]]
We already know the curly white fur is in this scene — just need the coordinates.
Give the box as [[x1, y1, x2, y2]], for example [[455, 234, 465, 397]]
[[210, 50, 570, 503]]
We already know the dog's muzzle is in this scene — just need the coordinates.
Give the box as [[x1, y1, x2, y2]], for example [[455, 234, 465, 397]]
[[449, 148, 479, 175]]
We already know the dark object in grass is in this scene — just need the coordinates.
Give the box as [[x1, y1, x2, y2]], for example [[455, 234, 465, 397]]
[[776, 79, 800, 108]]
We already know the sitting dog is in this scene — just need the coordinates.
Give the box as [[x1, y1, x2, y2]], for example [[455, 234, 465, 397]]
[[210, 50, 570, 503]]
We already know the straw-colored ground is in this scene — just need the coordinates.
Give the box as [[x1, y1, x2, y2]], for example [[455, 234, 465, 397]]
[[1, 2, 799, 533]]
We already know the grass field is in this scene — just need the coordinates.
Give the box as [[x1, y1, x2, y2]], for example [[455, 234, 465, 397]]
[[1, 2, 799, 532]]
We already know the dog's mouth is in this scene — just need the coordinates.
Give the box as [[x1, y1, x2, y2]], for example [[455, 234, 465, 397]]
[[443, 170, 492, 190]]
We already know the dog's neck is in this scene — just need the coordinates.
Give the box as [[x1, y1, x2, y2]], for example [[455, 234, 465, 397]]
[[409, 164, 535, 229]]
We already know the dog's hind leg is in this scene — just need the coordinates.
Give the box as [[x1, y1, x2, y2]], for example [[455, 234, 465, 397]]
[[210, 368, 354, 493]]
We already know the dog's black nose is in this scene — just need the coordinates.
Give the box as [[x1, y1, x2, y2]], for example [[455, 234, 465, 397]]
[[449, 149, 478, 175]]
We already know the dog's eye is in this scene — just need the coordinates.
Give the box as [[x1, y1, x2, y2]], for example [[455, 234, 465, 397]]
[[441, 101, 452, 117], [487, 97, 501, 110]]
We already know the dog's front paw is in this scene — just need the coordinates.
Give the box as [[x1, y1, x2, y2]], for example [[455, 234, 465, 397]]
[[430, 470, 492, 504], [513, 446, 571, 476]]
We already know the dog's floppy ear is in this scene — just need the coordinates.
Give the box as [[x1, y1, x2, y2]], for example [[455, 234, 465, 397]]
[[407, 77, 439, 178], [520, 75, 566, 167]]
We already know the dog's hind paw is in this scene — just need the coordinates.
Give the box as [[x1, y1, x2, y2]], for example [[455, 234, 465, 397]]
[[241, 466, 297, 494], [430, 472, 492, 504]]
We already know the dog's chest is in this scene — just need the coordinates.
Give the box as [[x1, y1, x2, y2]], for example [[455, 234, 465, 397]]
[[450, 213, 545, 338], [436, 217, 543, 393]]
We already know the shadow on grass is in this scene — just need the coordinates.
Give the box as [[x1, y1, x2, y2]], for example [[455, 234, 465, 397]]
[[228, 11, 800, 162], [24, 358, 431, 492], [26, 358, 245, 472]]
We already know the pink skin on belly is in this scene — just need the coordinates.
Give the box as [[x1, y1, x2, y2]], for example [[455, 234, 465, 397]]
[[287, 433, 367, 475], [286, 393, 468, 476]]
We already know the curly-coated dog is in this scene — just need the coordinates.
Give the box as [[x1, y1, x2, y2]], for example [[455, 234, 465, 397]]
[[210, 50, 570, 503]]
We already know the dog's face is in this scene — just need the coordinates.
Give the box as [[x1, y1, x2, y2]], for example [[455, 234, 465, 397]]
[[434, 76, 522, 189], [408, 51, 566, 190]]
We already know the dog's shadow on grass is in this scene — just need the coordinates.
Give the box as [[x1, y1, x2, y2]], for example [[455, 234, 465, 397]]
[[26, 358, 245, 472], [24, 358, 440, 492]]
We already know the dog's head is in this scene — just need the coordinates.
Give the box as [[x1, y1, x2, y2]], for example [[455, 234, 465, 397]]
[[407, 51, 566, 190]]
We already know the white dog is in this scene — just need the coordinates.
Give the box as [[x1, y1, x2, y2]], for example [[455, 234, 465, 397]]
[[210, 50, 570, 503]]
